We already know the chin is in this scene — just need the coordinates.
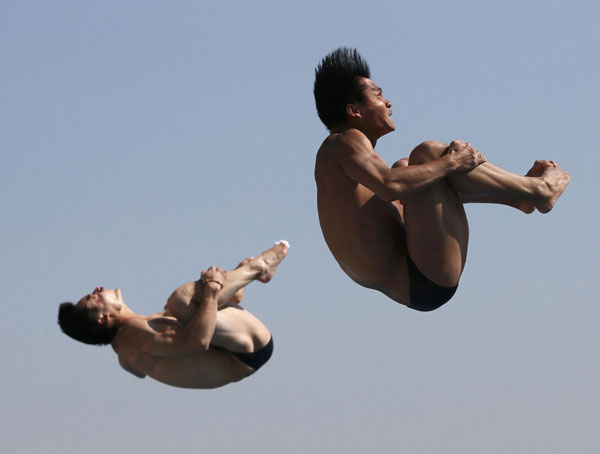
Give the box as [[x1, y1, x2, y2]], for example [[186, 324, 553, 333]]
[[381, 125, 395, 136]]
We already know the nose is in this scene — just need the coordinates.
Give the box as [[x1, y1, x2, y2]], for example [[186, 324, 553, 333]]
[[385, 99, 392, 108], [93, 286, 104, 294]]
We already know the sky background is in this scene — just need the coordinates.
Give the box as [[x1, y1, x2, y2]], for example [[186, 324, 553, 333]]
[[1, 1, 599, 453]]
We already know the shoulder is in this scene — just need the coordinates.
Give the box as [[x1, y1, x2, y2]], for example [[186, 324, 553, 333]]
[[328, 129, 371, 149], [112, 321, 151, 378], [113, 318, 155, 351], [317, 129, 373, 160], [114, 317, 179, 362]]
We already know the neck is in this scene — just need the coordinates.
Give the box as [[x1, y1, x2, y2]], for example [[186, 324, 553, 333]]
[[114, 303, 137, 323]]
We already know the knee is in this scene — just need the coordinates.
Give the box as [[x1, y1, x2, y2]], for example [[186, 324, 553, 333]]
[[408, 141, 448, 165], [391, 157, 409, 169]]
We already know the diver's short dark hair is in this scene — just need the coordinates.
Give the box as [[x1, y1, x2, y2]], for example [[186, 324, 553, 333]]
[[314, 47, 371, 130], [58, 302, 118, 346]]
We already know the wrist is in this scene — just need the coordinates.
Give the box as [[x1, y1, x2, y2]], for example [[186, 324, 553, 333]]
[[441, 153, 458, 172], [204, 280, 223, 291]]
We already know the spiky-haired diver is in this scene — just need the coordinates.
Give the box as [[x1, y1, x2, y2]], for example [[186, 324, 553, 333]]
[[314, 47, 569, 311]]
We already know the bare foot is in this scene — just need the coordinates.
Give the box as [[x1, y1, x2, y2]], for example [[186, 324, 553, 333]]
[[506, 199, 535, 214], [527, 160, 570, 213], [524, 161, 553, 213], [252, 240, 290, 283], [506, 162, 552, 214], [526, 159, 557, 177]]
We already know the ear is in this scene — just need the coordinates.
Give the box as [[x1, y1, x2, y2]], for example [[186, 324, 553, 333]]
[[97, 312, 109, 325], [345, 103, 362, 120]]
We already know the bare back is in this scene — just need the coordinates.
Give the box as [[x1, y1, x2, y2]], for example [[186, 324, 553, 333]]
[[315, 132, 409, 291]]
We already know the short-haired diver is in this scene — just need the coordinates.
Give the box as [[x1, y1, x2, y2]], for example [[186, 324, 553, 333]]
[[58, 241, 289, 389]]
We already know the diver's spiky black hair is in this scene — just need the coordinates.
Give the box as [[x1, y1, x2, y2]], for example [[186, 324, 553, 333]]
[[314, 47, 371, 130]]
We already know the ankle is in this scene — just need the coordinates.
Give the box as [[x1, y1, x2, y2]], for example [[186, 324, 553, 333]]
[[528, 177, 552, 200]]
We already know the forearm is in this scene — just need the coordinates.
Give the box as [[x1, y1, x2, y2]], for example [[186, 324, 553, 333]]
[[381, 155, 457, 200], [136, 281, 221, 357], [182, 281, 220, 351]]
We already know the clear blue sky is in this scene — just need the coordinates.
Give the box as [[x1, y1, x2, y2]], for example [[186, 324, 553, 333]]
[[2, 1, 599, 453]]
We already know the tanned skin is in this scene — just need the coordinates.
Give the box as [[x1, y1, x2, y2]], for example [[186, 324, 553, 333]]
[[315, 77, 569, 306], [76, 242, 288, 389]]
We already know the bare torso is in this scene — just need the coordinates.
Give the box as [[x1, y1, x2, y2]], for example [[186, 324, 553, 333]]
[[315, 133, 410, 299], [112, 282, 270, 389]]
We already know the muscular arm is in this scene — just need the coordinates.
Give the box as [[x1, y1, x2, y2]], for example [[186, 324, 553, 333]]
[[137, 280, 222, 357], [335, 130, 482, 201]]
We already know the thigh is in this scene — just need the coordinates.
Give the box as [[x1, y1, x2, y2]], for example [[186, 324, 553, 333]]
[[403, 180, 469, 287]]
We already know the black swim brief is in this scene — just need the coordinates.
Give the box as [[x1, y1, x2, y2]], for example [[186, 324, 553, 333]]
[[406, 255, 458, 312], [232, 337, 274, 371]]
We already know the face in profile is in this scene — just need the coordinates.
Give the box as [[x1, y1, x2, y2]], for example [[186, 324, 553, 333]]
[[354, 77, 395, 136], [76, 286, 124, 325]]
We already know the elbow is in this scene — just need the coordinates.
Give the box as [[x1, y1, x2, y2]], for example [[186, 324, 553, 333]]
[[196, 339, 211, 353], [380, 180, 406, 202], [179, 333, 210, 354]]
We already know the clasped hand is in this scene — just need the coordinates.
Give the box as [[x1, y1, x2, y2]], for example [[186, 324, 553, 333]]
[[446, 140, 487, 172], [201, 266, 228, 290]]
